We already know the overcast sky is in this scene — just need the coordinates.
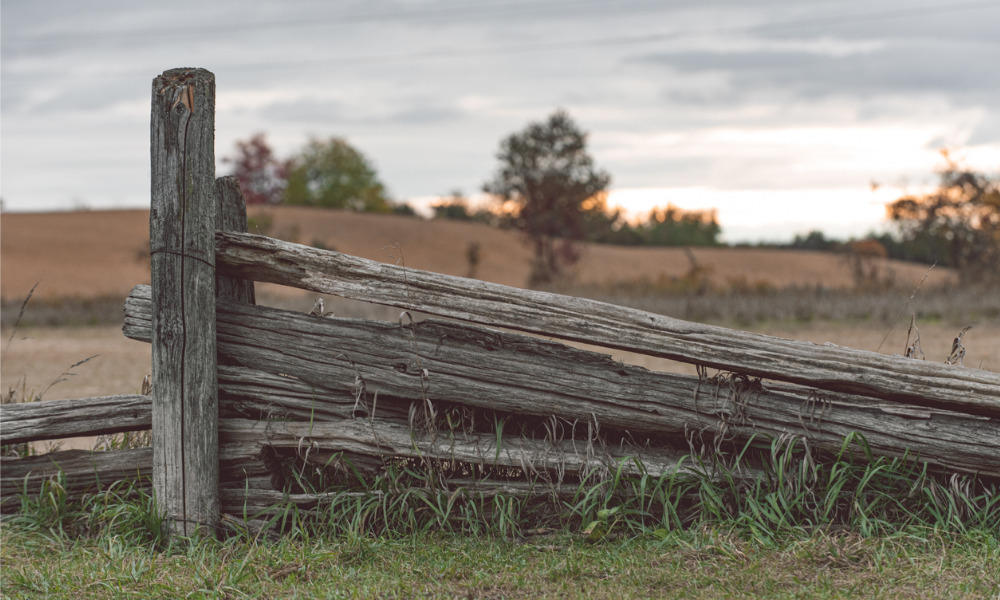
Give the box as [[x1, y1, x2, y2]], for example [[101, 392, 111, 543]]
[[3, 0, 999, 242]]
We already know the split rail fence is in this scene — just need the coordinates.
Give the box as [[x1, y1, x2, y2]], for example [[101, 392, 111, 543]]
[[3, 68, 1000, 537]]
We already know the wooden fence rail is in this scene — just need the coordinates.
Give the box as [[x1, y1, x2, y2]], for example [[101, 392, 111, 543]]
[[1, 448, 152, 513], [121, 285, 1000, 479], [6, 278, 1000, 512], [214, 231, 1000, 418], [0, 395, 150, 446]]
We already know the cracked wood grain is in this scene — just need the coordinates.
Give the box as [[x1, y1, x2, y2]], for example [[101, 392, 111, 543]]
[[124, 285, 1000, 478], [211, 232, 1000, 418]]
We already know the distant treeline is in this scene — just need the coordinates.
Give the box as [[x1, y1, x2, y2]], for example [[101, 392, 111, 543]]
[[432, 198, 723, 248], [433, 194, 978, 272], [776, 229, 956, 268], [226, 126, 997, 283]]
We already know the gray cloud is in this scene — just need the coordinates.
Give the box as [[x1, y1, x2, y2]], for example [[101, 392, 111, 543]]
[[261, 97, 463, 126], [262, 98, 348, 123], [383, 105, 463, 125], [637, 39, 1000, 104], [3, 0, 998, 242], [752, 3, 1000, 46], [968, 118, 1000, 147]]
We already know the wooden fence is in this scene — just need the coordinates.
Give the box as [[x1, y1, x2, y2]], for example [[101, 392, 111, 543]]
[[3, 68, 1000, 538]]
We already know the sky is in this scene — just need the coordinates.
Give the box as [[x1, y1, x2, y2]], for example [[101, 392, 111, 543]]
[[2, 0, 999, 243]]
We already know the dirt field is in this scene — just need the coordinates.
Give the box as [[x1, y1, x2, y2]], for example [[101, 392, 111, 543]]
[[1, 207, 958, 302], [2, 326, 152, 451]]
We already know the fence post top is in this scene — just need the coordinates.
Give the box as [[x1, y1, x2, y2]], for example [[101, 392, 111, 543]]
[[153, 68, 215, 97], [155, 67, 214, 80]]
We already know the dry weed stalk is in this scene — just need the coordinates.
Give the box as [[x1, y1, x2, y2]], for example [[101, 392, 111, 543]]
[[691, 367, 767, 467], [903, 314, 925, 360], [875, 263, 935, 354], [2, 282, 40, 406], [946, 324, 974, 366], [2, 283, 40, 361], [799, 390, 833, 434], [307, 297, 335, 318], [387, 243, 456, 488], [710, 373, 764, 456]]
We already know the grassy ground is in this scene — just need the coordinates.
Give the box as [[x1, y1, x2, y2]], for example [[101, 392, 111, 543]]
[[3, 525, 998, 599], [3, 430, 999, 599]]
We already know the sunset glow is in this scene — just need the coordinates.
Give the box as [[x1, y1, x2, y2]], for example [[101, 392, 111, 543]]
[[607, 186, 906, 243]]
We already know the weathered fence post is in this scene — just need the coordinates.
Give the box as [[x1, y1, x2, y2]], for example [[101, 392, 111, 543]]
[[215, 176, 256, 305], [150, 67, 218, 537]]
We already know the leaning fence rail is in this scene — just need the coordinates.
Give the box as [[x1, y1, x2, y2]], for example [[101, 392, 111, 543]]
[[214, 231, 1000, 417]]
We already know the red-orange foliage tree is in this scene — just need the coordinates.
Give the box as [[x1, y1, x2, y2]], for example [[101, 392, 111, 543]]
[[223, 133, 288, 205]]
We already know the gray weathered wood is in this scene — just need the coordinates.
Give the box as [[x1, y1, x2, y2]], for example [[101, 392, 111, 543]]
[[126, 293, 409, 424], [124, 285, 1000, 478], [127, 290, 412, 424], [219, 476, 728, 519], [215, 176, 255, 305], [0, 395, 150, 445], [1, 448, 152, 513], [213, 232, 1000, 418], [217, 418, 693, 481], [219, 480, 639, 518], [150, 67, 219, 537], [217, 364, 412, 424]]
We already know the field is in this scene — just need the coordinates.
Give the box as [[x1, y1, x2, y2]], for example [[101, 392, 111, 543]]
[[2, 208, 999, 597], [3, 207, 997, 399], [0, 206, 964, 300]]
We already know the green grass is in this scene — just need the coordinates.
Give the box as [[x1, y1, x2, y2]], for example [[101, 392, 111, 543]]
[[3, 433, 999, 598], [3, 523, 997, 599]]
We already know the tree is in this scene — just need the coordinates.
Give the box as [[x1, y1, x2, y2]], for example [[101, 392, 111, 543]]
[[887, 152, 1000, 284], [590, 205, 721, 247], [432, 190, 474, 221], [636, 206, 721, 247], [483, 110, 611, 284], [392, 202, 418, 217], [789, 230, 837, 252], [284, 137, 392, 212], [222, 133, 288, 205]]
